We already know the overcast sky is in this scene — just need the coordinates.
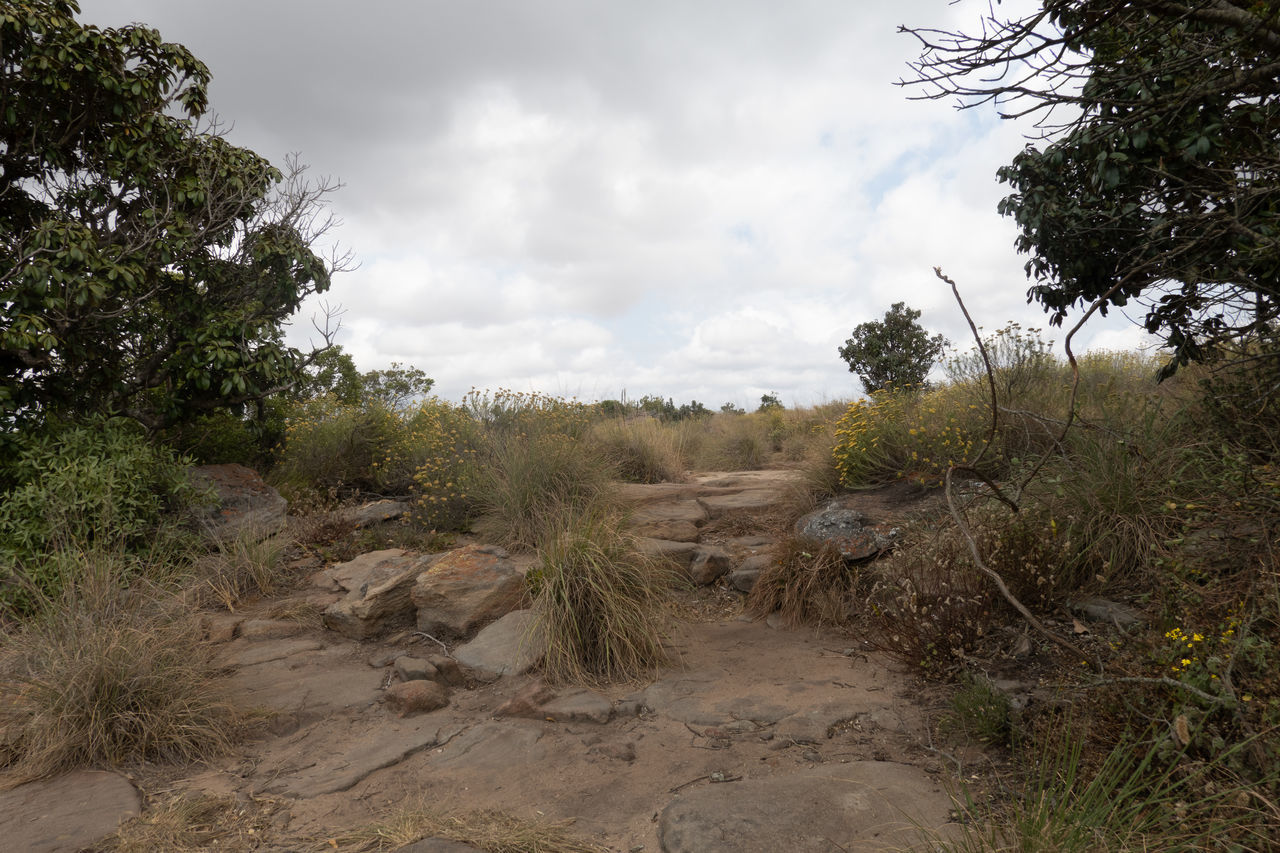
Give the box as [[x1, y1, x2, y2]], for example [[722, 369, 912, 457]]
[[78, 0, 1155, 408]]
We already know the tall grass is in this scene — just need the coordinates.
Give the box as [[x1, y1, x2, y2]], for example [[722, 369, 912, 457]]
[[532, 509, 674, 684], [590, 416, 688, 483], [0, 552, 237, 779]]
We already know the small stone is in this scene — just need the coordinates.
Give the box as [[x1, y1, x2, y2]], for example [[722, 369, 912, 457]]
[[689, 546, 732, 585], [394, 655, 439, 682], [426, 655, 465, 686], [385, 680, 449, 717], [368, 651, 400, 668]]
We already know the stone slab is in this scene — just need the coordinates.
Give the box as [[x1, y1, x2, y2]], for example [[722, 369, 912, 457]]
[[453, 609, 543, 681], [0, 769, 140, 853]]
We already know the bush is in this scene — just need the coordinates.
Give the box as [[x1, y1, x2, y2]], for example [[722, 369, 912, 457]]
[[590, 416, 687, 483], [271, 395, 400, 501], [533, 509, 674, 684], [0, 418, 195, 612], [408, 398, 483, 532], [746, 539, 857, 627], [0, 557, 237, 777]]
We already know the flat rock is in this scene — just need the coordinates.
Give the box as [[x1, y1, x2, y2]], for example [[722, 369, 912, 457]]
[[728, 554, 772, 593], [697, 488, 781, 517], [0, 770, 141, 853], [429, 720, 547, 772], [238, 618, 306, 640], [341, 499, 410, 528], [541, 689, 613, 724], [412, 545, 526, 641], [658, 763, 955, 852], [638, 538, 698, 568], [224, 646, 379, 718], [632, 518, 701, 542], [188, 463, 288, 544], [217, 637, 325, 668], [453, 609, 543, 681], [1069, 596, 1144, 628], [629, 499, 708, 526], [323, 550, 442, 640], [255, 719, 463, 798]]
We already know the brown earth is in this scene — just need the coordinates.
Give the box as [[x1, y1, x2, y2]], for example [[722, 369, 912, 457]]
[[2, 470, 969, 853]]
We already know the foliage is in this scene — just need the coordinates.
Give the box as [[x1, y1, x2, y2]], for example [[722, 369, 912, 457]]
[[533, 508, 673, 685], [408, 398, 482, 532], [590, 416, 688, 484], [838, 302, 948, 394], [0, 559, 237, 778], [271, 395, 402, 500], [757, 392, 783, 412], [901, 1, 1280, 378], [0, 0, 347, 431], [360, 362, 435, 413], [0, 417, 195, 612]]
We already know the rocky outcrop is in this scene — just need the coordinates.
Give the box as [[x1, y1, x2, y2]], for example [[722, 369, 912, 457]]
[[188, 463, 287, 544], [411, 545, 526, 641], [322, 550, 442, 640], [794, 499, 895, 561]]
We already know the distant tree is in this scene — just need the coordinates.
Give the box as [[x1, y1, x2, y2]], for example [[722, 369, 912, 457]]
[[0, 0, 349, 433], [838, 303, 948, 394], [757, 393, 783, 412], [676, 400, 711, 420], [294, 346, 363, 405], [720, 402, 745, 415], [899, 1, 1280, 378], [360, 363, 434, 412]]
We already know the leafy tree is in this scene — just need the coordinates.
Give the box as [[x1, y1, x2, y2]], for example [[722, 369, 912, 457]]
[[900, 1, 1280, 376], [838, 302, 947, 394], [720, 401, 745, 415], [0, 0, 349, 432], [757, 392, 783, 412], [360, 362, 434, 412]]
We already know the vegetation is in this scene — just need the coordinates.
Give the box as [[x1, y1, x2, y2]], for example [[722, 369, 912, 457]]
[[901, 1, 1280, 379], [838, 302, 948, 394]]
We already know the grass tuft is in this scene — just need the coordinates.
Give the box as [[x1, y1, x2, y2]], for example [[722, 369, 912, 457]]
[[745, 538, 858, 628], [533, 509, 675, 684], [333, 802, 607, 852]]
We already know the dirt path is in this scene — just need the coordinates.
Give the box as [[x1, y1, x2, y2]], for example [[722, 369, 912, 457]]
[[4, 471, 961, 852]]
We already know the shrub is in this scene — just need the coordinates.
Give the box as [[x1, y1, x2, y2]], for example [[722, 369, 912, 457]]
[[590, 416, 687, 483], [0, 557, 237, 777], [0, 418, 195, 612], [533, 509, 673, 684], [407, 398, 482, 532], [746, 538, 858, 627]]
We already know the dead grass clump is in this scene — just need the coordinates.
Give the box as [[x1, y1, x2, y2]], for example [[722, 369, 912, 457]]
[[105, 792, 281, 853], [0, 557, 237, 779], [745, 538, 858, 628], [591, 416, 688, 483], [334, 803, 607, 852], [191, 529, 288, 610], [533, 509, 674, 684]]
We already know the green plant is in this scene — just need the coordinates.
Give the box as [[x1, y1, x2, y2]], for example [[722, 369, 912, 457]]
[[944, 673, 1012, 746], [0, 555, 237, 778], [0, 418, 196, 613], [839, 302, 948, 394], [1, 2, 342, 432], [591, 416, 688, 483], [533, 509, 673, 684]]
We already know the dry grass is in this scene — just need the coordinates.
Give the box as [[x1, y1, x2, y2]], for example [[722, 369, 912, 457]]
[[745, 538, 858, 628], [192, 528, 289, 610], [332, 802, 607, 852], [0, 555, 238, 780], [533, 508, 675, 684], [105, 792, 282, 852]]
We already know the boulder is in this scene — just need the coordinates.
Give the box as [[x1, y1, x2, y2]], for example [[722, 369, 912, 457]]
[[340, 499, 410, 528], [794, 499, 894, 561], [453, 609, 543, 681], [188, 463, 287, 544], [728, 554, 773, 593], [384, 680, 449, 717], [412, 545, 526, 640], [689, 545, 732, 585], [323, 550, 441, 640], [638, 538, 698, 568]]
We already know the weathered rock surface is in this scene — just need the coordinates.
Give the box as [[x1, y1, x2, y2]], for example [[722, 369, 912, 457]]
[[188, 463, 288, 544], [688, 545, 732, 585], [452, 609, 543, 681], [1069, 596, 1144, 628], [658, 763, 955, 852], [794, 499, 895, 561], [412, 545, 526, 640], [697, 488, 780, 517], [728, 553, 772, 592], [385, 679, 450, 716], [541, 689, 614, 724], [0, 770, 141, 853], [323, 550, 441, 640], [638, 538, 698, 568], [341, 499, 410, 528]]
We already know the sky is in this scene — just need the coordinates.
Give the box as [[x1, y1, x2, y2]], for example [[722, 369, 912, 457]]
[[77, 0, 1157, 408]]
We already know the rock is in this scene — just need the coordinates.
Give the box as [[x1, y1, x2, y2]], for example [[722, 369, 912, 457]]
[[637, 538, 698, 568], [453, 609, 543, 681], [217, 637, 325, 668], [728, 554, 772, 593], [412, 545, 527, 640], [689, 545, 732, 585], [394, 655, 439, 683], [385, 680, 449, 717], [629, 499, 708, 527], [541, 689, 614, 724], [794, 499, 894, 561], [238, 618, 305, 640], [1069, 596, 1144, 628], [427, 654, 466, 686], [323, 550, 441, 640], [588, 741, 637, 762], [188, 463, 287, 544], [0, 769, 141, 853], [430, 721, 546, 772], [658, 763, 956, 852], [633, 518, 701, 542], [698, 489, 780, 517], [200, 612, 243, 643], [495, 678, 559, 718], [341, 499, 410, 528]]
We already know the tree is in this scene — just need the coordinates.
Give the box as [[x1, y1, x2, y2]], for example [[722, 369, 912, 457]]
[[838, 302, 947, 394], [0, 0, 349, 432], [360, 362, 434, 412], [757, 392, 783, 412], [900, 1, 1280, 376]]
